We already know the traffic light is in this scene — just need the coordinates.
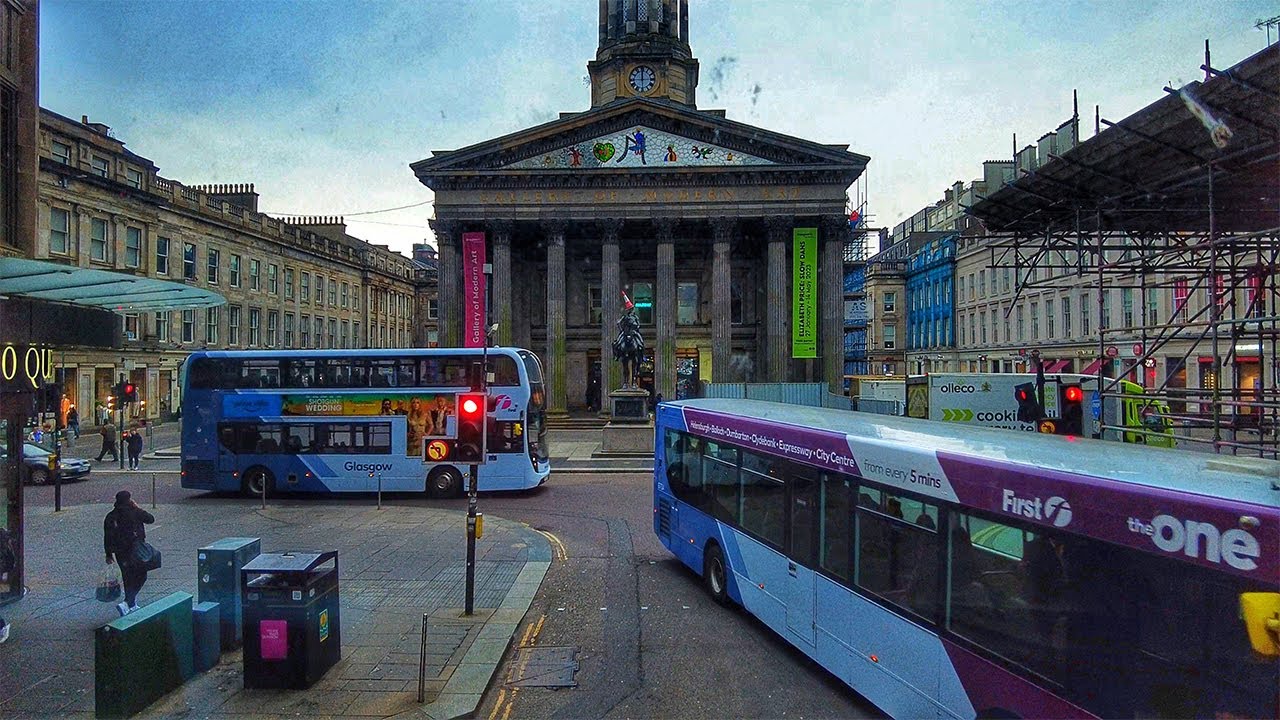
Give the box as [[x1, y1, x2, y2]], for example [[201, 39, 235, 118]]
[[1014, 382, 1043, 423], [1060, 384, 1084, 435], [123, 382, 138, 404], [455, 392, 487, 464]]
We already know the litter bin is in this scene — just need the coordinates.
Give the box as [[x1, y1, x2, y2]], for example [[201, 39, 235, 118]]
[[240, 551, 341, 689]]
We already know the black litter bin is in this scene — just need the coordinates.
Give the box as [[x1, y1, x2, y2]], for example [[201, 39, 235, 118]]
[[241, 551, 341, 689]]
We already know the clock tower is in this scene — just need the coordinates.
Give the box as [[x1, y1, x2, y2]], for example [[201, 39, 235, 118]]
[[587, 0, 699, 108]]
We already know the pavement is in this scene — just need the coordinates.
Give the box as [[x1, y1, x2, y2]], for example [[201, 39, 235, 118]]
[[0, 497, 551, 719]]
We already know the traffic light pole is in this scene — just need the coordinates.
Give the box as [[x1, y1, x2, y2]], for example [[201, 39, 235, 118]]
[[117, 374, 125, 470], [464, 325, 492, 617]]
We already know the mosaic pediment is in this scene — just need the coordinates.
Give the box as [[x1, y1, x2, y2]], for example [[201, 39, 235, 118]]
[[504, 126, 775, 169]]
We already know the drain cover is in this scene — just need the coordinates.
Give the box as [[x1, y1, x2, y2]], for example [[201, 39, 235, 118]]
[[507, 646, 579, 688]]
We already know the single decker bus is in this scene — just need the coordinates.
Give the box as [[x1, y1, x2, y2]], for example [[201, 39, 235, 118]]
[[655, 398, 1278, 719], [181, 347, 549, 496]]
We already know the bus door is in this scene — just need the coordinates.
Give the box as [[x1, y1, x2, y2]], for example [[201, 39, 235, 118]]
[[786, 467, 820, 648], [217, 425, 238, 476]]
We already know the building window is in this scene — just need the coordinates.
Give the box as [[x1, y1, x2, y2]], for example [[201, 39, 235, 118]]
[[249, 308, 261, 346], [300, 314, 310, 347], [352, 289, 359, 312], [1146, 289, 1159, 326], [677, 282, 698, 325], [353, 322, 361, 347], [315, 275, 325, 305], [228, 305, 241, 345], [284, 268, 295, 299], [229, 254, 241, 287], [48, 207, 69, 254], [979, 270, 986, 296], [154, 311, 170, 342], [328, 279, 337, 306], [1081, 293, 1091, 335], [284, 313, 295, 347], [340, 320, 349, 348], [587, 286, 602, 325], [1003, 268, 1011, 293], [632, 282, 654, 324], [883, 325, 896, 350], [123, 313, 139, 341], [183, 243, 197, 280], [883, 291, 896, 313], [125, 168, 142, 189], [1174, 280, 1189, 322], [968, 314, 975, 346], [314, 317, 324, 348], [267, 311, 279, 347], [300, 272, 310, 302], [181, 309, 195, 343], [1030, 302, 1040, 340], [341, 282, 349, 308], [155, 237, 170, 275], [1016, 306, 1024, 341], [1100, 290, 1111, 330], [207, 248, 220, 284], [90, 156, 109, 178], [957, 276, 964, 302], [1046, 299, 1055, 338], [268, 264, 278, 294], [249, 259, 260, 291], [1121, 288, 1134, 327], [968, 274, 975, 301], [125, 227, 141, 268], [980, 311, 988, 344], [426, 298, 438, 320], [90, 217, 108, 261], [1062, 296, 1071, 338], [51, 140, 71, 164], [205, 307, 220, 344]]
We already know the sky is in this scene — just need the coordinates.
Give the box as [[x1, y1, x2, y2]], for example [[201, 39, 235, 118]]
[[40, 1, 1277, 258]]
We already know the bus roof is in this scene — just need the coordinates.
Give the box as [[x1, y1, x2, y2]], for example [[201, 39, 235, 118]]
[[187, 347, 528, 359], [666, 398, 1279, 507]]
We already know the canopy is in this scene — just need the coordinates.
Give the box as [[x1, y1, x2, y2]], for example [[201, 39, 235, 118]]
[[0, 258, 224, 312]]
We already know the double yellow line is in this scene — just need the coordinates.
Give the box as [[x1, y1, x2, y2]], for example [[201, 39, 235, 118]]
[[538, 530, 568, 562], [488, 613, 547, 720]]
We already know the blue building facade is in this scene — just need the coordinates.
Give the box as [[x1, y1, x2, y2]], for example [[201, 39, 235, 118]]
[[905, 232, 957, 373], [843, 264, 868, 378]]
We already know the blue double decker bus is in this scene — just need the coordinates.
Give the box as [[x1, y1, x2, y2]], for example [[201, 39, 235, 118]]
[[180, 347, 549, 497], [655, 398, 1278, 719]]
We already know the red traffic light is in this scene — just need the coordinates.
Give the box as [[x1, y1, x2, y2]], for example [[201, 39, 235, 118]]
[[1016, 388, 1030, 402], [460, 396, 481, 416], [1064, 386, 1083, 403], [125, 383, 135, 395]]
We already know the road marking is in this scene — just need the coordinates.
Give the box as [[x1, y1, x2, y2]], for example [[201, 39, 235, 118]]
[[486, 688, 507, 720], [537, 530, 568, 561]]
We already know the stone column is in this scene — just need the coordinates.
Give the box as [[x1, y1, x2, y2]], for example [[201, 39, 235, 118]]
[[490, 219, 514, 347], [599, 218, 624, 412], [822, 216, 847, 395], [430, 219, 459, 347], [765, 215, 791, 382], [514, 268, 532, 351], [544, 219, 568, 416], [75, 208, 91, 268], [711, 217, 735, 382], [655, 218, 677, 400]]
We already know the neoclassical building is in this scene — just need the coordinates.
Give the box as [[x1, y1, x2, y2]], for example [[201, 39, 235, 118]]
[[413, 1, 867, 413]]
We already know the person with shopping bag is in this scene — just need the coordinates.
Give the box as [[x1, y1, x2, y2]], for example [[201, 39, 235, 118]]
[[102, 490, 157, 616]]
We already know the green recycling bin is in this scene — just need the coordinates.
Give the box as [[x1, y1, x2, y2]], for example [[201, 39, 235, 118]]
[[241, 551, 341, 689]]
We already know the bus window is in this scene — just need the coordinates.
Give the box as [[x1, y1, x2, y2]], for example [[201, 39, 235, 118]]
[[856, 491, 939, 620], [702, 441, 739, 524], [395, 360, 416, 387], [490, 356, 521, 387], [819, 476, 853, 581], [191, 358, 241, 389], [739, 451, 784, 548], [370, 359, 398, 387]]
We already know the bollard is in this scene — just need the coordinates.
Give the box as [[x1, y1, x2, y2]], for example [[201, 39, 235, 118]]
[[260, 472, 266, 509], [377, 472, 383, 509], [151, 473, 157, 509], [417, 613, 429, 703]]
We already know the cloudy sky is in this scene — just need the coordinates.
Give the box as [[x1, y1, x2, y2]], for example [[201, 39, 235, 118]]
[[41, 0, 1274, 257]]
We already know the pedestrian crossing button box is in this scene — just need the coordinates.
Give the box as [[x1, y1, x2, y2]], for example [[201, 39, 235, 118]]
[[241, 550, 341, 689], [197, 537, 260, 650]]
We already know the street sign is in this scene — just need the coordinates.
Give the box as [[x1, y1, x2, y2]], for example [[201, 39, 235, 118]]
[[1132, 343, 1144, 356], [1144, 358, 1156, 368], [1090, 391, 1102, 419], [1105, 346, 1119, 358]]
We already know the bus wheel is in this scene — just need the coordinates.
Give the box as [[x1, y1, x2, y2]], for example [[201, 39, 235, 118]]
[[703, 543, 731, 606], [427, 467, 463, 499], [242, 467, 274, 498]]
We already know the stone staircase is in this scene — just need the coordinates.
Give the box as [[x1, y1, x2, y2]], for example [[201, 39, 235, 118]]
[[546, 413, 610, 430]]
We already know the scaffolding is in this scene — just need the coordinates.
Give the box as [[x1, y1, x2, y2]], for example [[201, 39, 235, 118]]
[[969, 41, 1280, 456]]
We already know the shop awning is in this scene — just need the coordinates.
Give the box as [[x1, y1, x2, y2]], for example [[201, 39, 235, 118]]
[[0, 258, 224, 312], [1080, 358, 1104, 375], [1043, 359, 1071, 373]]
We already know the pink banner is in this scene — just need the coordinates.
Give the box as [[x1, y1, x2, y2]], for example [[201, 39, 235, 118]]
[[260, 619, 288, 660], [462, 232, 487, 348]]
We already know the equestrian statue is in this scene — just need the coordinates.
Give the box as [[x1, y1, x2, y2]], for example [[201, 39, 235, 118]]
[[613, 292, 646, 389]]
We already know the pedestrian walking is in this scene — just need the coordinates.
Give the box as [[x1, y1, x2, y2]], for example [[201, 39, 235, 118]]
[[96, 423, 118, 462], [67, 405, 80, 439], [0, 526, 15, 643], [127, 431, 143, 470], [103, 491, 155, 616]]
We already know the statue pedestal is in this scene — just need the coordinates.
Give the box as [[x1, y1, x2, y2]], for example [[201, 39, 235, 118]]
[[600, 388, 654, 456]]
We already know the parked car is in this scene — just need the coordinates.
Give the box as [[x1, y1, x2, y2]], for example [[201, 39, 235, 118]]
[[0, 443, 92, 485]]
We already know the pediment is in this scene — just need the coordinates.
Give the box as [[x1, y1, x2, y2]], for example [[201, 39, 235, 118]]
[[412, 98, 867, 179], [504, 125, 774, 169]]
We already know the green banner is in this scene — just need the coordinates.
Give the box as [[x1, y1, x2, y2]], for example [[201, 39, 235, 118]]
[[792, 227, 818, 358]]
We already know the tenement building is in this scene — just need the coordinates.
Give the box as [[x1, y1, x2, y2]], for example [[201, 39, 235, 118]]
[[413, 1, 867, 413], [33, 109, 417, 420]]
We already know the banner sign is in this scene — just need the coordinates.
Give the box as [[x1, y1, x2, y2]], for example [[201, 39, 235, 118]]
[[792, 228, 818, 358], [462, 232, 487, 348]]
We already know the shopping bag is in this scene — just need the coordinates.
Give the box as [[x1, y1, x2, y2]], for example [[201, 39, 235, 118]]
[[131, 541, 162, 571], [96, 565, 122, 603]]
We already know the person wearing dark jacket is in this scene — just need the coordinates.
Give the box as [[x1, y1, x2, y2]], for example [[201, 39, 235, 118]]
[[103, 490, 154, 615], [126, 431, 143, 470]]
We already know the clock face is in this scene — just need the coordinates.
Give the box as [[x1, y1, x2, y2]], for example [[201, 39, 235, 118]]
[[629, 66, 656, 94]]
